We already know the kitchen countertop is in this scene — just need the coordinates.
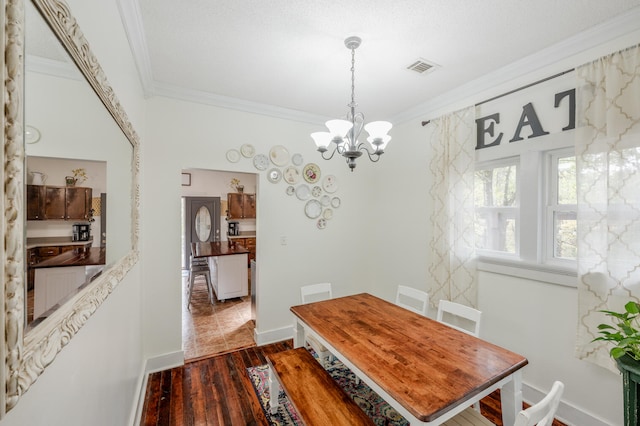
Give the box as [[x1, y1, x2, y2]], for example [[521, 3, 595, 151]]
[[227, 232, 256, 239], [31, 247, 106, 269], [192, 241, 249, 258], [26, 236, 93, 249]]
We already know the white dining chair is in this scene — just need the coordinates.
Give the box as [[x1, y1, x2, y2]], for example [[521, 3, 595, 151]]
[[395, 285, 429, 316], [442, 380, 565, 426], [300, 283, 333, 368], [514, 381, 564, 426], [437, 299, 482, 337], [437, 299, 482, 411]]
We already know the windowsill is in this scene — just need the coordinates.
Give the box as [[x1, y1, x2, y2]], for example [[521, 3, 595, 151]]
[[477, 257, 577, 288]]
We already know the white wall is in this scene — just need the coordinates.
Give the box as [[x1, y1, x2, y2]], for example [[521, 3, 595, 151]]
[[142, 96, 380, 361], [1, 0, 147, 424]]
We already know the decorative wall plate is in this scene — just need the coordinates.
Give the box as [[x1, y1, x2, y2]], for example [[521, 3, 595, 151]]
[[267, 168, 282, 183], [270, 145, 290, 166], [226, 149, 241, 163], [331, 197, 341, 208], [322, 175, 338, 193], [312, 186, 322, 197], [305, 199, 322, 219], [253, 154, 269, 170], [317, 218, 327, 229], [323, 208, 333, 220], [292, 153, 304, 166], [25, 125, 41, 144], [320, 195, 331, 206], [286, 185, 295, 196], [295, 184, 311, 200], [283, 166, 300, 184], [303, 163, 321, 184], [241, 144, 255, 158]]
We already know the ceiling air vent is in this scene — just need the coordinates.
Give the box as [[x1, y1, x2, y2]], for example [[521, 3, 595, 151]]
[[406, 58, 439, 75]]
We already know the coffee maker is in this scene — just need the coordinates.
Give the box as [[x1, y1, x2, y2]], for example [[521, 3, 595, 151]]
[[72, 223, 91, 241], [228, 221, 239, 236]]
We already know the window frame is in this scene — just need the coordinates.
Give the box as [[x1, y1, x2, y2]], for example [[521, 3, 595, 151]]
[[475, 132, 577, 286], [474, 156, 520, 258], [544, 148, 577, 269]]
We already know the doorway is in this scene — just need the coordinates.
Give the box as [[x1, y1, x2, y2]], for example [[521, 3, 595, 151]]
[[180, 169, 256, 361], [183, 196, 220, 266]]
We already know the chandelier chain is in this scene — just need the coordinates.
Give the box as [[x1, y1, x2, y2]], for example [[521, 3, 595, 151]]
[[350, 46, 356, 108]]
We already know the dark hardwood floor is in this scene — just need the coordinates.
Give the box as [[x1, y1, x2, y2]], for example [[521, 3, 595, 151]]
[[140, 340, 567, 426]]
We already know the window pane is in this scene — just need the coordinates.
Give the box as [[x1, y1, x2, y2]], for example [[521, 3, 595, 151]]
[[554, 211, 577, 259], [557, 156, 576, 204], [475, 209, 517, 253], [475, 165, 517, 207]]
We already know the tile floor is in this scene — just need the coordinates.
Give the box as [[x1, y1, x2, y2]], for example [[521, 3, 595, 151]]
[[182, 270, 256, 361]]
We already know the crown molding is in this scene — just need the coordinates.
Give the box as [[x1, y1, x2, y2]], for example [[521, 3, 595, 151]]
[[152, 81, 331, 125], [118, 1, 640, 126], [116, 0, 155, 98], [391, 6, 640, 125], [25, 54, 83, 80]]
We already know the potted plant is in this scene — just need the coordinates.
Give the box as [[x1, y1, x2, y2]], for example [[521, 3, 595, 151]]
[[594, 301, 640, 361], [66, 168, 88, 186], [594, 301, 640, 426], [229, 178, 243, 193]]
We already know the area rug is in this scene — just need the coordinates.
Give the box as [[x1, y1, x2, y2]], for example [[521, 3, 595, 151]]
[[246, 353, 409, 426]]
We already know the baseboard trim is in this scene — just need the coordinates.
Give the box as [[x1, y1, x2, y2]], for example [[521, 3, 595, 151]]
[[129, 350, 185, 426], [129, 363, 149, 426], [254, 325, 293, 346], [144, 350, 184, 374], [522, 383, 612, 426]]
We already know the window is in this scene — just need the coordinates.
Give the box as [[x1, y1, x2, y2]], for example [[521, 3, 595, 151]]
[[547, 152, 577, 262], [475, 145, 578, 278], [474, 160, 518, 255]]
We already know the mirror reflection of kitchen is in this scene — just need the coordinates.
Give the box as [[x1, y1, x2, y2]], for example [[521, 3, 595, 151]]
[[25, 156, 107, 328]]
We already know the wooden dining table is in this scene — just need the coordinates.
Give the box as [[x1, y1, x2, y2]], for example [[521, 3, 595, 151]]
[[290, 293, 528, 426]]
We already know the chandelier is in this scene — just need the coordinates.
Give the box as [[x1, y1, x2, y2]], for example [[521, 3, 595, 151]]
[[311, 36, 393, 171]]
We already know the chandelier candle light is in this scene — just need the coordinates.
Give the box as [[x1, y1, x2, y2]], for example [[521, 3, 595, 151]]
[[311, 36, 393, 171]]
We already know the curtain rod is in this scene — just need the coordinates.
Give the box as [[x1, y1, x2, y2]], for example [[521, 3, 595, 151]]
[[421, 68, 575, 127]]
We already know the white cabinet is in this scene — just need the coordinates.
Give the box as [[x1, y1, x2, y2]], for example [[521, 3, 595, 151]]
[[208, 253, 248, 301]]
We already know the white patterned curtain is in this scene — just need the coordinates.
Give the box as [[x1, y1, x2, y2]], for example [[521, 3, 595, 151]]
[[575, 44, 640, 372], [427, 106, 477, 309]]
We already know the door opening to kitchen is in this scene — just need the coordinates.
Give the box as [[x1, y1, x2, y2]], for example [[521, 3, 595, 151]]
[[180, 169, 257, 361]]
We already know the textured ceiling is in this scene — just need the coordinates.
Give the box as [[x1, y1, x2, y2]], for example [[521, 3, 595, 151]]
[[124, 1, 640, 123]]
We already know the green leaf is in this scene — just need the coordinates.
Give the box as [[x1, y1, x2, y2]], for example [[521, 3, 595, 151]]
[[597, 324, 615, 331], [611, 347, 627, 359], [626, 301, 640, 315]]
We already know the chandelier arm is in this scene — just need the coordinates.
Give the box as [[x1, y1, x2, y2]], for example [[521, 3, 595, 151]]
[[357, 143, 382, 162], [320, 145, 340, 161]]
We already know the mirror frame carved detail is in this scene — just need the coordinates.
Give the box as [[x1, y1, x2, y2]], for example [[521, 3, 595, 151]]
[[2, 0, 140, 416]]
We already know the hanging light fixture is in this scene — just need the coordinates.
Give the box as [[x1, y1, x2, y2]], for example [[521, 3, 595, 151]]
[[311, 36, 392, 171]]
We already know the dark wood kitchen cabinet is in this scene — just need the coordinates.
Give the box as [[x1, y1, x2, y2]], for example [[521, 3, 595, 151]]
[[65, 187, 92, 219], [27, 185, 92, 220], [26, 184, 45, 220], [227, 193, 256, 219]]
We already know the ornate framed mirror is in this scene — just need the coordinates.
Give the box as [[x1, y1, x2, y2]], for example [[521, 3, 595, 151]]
[[2, 0, 140, 416]]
